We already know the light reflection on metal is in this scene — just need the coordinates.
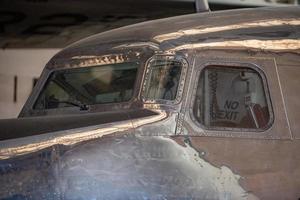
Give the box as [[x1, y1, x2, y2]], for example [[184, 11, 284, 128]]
[[131, 110, 167, 128], [0, 110, 171, 160], [168, 39, 300, 53], [54, 51, 142, 69], [55, 135, 258, 199], [113, 42, 160, 50], [154, 19, 300, 43], [0, 121, 132, 160], [1, 7, 300, 200]]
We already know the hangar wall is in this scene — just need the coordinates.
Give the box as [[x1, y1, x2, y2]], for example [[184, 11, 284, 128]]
[[0, 49, 60, 119]]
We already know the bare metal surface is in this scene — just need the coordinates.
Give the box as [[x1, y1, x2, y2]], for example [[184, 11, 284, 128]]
[[0, 133, 259, 200], [182, 56, 291, 139], [0, 6, 300, 200]]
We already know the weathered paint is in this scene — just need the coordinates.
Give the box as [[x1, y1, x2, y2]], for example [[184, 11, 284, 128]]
[[0, 131, 258, 199], [0, 6, 300, 200]]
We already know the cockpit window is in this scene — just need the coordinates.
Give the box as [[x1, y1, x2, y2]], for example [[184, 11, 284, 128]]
[[193, 66, 272, 130], [34, 62, 138, 110], [144, 58, 182, 101]]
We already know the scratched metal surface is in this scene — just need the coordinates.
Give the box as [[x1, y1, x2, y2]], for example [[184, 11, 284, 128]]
[[0, 6, 300, 200], [19, 6, 300, 118], [0, 132, 258, 200], [49, 6, 300, 61]]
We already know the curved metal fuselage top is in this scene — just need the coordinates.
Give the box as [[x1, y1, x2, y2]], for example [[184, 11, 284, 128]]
[[1, 6, 300, 200], [19, 6, 300, 117]]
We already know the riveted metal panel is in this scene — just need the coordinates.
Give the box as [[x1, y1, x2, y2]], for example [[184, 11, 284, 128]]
[[179, 55, 291, 139], [277, 61, 300, 139]]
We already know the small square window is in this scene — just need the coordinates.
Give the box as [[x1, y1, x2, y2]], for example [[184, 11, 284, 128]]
[[193, 65, 272, 130], [143, 56, 187, 103]]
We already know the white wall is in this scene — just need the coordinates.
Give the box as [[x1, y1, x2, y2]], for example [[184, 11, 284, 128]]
[[0, 49, 60, 119]]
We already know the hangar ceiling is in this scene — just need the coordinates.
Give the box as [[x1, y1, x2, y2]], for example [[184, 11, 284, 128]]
[[0, 0, 196, 48], [0, 0, 298, 48]]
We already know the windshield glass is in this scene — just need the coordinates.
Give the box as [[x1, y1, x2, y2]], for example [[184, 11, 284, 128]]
[[34, 62, 138, 110]]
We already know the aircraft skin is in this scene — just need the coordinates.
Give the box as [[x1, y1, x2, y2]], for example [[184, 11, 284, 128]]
[[0, 6, 300, 200]]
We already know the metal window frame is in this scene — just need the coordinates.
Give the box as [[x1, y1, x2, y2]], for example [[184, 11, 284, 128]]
[[177, 54, 292, 140], [22, 60, 142, 117], [141, 54, 189, 105], [189, 61, 274, 132], [34, 62, 140, 109]]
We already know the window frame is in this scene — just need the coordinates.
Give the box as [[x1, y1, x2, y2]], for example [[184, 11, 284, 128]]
[[141, 54, 188, 105], [28, 61, 141, 115], [189, 61, 274, 132], [33, 62, 139, 110]]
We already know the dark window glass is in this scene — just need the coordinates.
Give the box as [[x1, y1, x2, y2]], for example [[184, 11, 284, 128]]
[[144, 59, 182, 101], [34, 62, 138, 109], [193, 66, 271, 129]]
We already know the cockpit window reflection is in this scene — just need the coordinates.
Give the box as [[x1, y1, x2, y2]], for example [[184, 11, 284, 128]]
[[34, 62, 138, 110], [193, 66, 272, 130], [144, 59, 182, 101]]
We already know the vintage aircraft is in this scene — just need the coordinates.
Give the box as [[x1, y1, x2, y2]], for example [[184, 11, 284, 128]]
[[0, 5, 300, 200]]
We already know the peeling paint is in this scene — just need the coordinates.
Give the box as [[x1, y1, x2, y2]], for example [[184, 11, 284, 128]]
[[167, 137, 258, 200], [1, 7, 299, 200], [54, 135, 259, 200]]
